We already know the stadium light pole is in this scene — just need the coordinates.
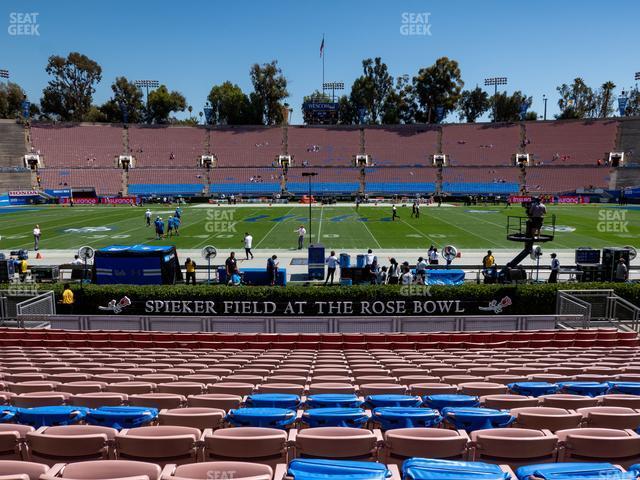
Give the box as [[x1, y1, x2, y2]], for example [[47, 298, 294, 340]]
[[542, 94, 548, 121], [0, 69, 9, 84], [134, 79, 159, 115], [302, 172, 318, 246], [322, 81, 344, 102], [485, 77, 508, 120]]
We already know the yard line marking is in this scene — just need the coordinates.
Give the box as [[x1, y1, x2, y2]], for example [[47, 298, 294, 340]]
[[397, 217, 437, 246], [353, 206, 382, 249], [255, 206, 297, 248]]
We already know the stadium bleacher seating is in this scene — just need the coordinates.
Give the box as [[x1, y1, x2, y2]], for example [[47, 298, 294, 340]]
[[442, 123, 520, 166], [0, 329, 636, 478]]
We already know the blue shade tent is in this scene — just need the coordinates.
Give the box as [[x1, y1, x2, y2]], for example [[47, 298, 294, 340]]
[[226, 408, 296, 429], [442, 407, 515, 432], [508, 382, 560, 397], [423, 394, 480, 410], [306, 394, 364, 409], [372, 407, 442, 430], [557, 382, 609, 397], [301, 408, 369, 428], [366, 395, 422, 408], [516, 462, 634, 480], [287, 459, 392, 480], [16, 406, 89, 428], [86, 406, 158, 429], [93, 244, 183, 285], [402, 458, 511, 480], [607, 382, 640, 395], [246, 393, 301, 409]]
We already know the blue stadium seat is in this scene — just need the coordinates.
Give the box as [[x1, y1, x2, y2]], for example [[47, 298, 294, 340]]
[[402, 458, 511, 480], [128, 184, 203, 195], [306, 394, 364, 409], [86, 406, 158, 429], [287, 459, 392, 480], [226, 407, 296, 429], [508, 382, 560, 397], [366, 394, 422, 408], [516, 462, 635, 480], [372, 407, 442, 430], [442, 407, 515, 432], [607, 382, 640, 395], [423, 394, 480, 410], [0, 406, 17, 423], [16, 406, 89, 427], [246, 393, 301, 409], [557, 382, 609, 397], [301, 408, 369, 428]]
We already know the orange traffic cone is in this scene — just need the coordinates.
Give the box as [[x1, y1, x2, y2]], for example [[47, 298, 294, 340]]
[[36, 252, 42, 259]]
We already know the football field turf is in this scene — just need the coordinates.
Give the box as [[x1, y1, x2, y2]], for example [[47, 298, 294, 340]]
[[0, 203, 637, 251]]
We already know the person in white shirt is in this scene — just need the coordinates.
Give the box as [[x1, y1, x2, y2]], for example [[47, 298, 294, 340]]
[[325, 250, 339, 286], [429, 247, 439, 265], [243, 232, 254, 260], [548, 253, 560, 283], [415, 256, 428, 284], [392, 205, 399, 221], [145, 209, 152, 227], [33, 225, 41, 251], [365, 249, 375, 266], [400, 265, 413, 285], [296, 225, 307, 249]]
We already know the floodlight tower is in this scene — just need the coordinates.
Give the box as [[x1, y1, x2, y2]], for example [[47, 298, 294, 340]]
[[322, 81, 344, 102], [485, 77, 508, 120], [134, 79, 160, 115]]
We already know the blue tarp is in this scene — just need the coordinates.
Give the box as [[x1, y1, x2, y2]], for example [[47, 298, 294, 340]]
[[0, 407, 17, 423], [516, 462, 634, 480], [246, 393, 301, 409], [306, 394, 364, 409], [607, 382, 640, 395], [287, 459, 391, 480], [226, 407, 296, 429], [426, 269, 465, 286], [302, 408, 369, 428], [366, 395, 422, 408], [558, 382, 609, 397], [372, 407, 442, 430], [423, 394, 480, 410], [403, 458, 511, 480], [86, 406, 158, 429], [94, 244, 181, 285], [508, 382, 560, 397], [442, 407, 515, 432], [16, 406, 89, 427]]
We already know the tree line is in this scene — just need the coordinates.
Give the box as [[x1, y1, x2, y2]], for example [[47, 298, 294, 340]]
[[0, 51, 638, 125]]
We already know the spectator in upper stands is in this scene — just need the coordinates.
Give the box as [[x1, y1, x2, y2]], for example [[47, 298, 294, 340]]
[[325, 251, 338, 286], [548, 253, 560, 283], [615, 258, 629, 283]]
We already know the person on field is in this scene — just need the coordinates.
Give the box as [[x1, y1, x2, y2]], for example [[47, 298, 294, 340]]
[[167, 216, 175, 237], [243, 232, 254, 260], [33, 225, 41, 251], [267, 254, 279, 286], [172, 215, 180, 236], [145, 209, 152, 226], [295, 225, 306, 250], [392, 205, 399, 221]]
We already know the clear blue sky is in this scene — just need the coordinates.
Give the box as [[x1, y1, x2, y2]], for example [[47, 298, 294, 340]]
[[2, 0, 638, 123]]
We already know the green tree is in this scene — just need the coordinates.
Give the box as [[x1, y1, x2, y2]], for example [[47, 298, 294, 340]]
[[207, 81, 253, 125], [556, 78, 596, 119], [99, 77, 145, 123], [146, 85, 186, 124], [413, 57, 464, 123], [624, 87, 640, 116], [457, 87, 490, 123], [249, 60, 289, 125], [381, 75, 416, 124], [0, 82, 28, 119], [337, 95, 357, 125], [595, 81, 616, 118], [490, 90, 532, 122], [349, 57, 394, 124], [41, 52, 102, 121], [83, 105, 108, 123]]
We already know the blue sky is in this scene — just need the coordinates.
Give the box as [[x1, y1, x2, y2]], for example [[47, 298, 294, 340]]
[[1, 0, 638, 123]]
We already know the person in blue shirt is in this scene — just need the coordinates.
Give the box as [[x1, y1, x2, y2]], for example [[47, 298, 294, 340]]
[[157, 217, 165, 239], [154, 216, 162, 240], [172, 216, 181, 236], [167, 215, 175, 237], [175, 206, 182, 221]]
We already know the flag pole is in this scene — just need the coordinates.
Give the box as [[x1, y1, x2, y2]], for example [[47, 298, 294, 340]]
[[322, 34, 325, 94]]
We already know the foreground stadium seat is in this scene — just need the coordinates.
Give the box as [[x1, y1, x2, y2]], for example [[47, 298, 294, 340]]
[[289, 427, 381, 461], [469, 428, 559, 466], [577, 406, 640, 429], [401, 458, 511, 480], [40, 459, 161, 480], [26, 425, 117, 465], [538, 394, 599, 409], [556, 428, 640, 467], [443, 407, 515, 432], [186, 393, 242, 410], [203, 427, 287, 468], [0, 460, 49, 480], [158, 407, 225, 430], [277, 458, 400, 480], [372, 407, 441, 430], [481, 395, 539, 409], [382, 428, 469, 465], [115, 425, 201, 466], [69, 393, 128, 408], [0, 424, 34, 460], [128, 393, 186, 409], [162, 462, 272, 480], [515, 462, 634, 480], [599, 394, 640, 408]]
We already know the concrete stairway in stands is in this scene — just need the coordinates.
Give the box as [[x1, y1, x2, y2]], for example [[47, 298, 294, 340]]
[[0, 120, 30, 192]]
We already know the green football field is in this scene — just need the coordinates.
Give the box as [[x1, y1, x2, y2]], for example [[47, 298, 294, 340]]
[[0, 203, 637, 251]]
